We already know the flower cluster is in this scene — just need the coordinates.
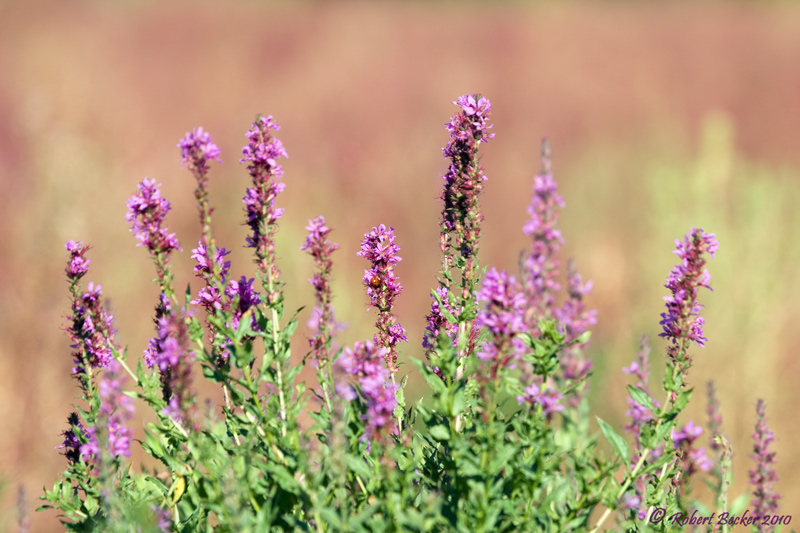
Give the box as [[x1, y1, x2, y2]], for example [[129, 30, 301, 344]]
[[65, 240, 91, 282], [178, 126, 222, 181], [190, 243, 232, 312], [422, 286, 461, 355], [439, 94, 493, 278], [516, 384, 564, 418], [622, 337, 661, 518], [65, 281, 117, 374], [476, 268, 526, 374], [357, 224, 407, 373], [80, 360, 135, 460], [519, 141, 565, 328], [301, 216, 340, 365], [225, 276, 260, 331], [146, 309, 195, 424], [337, 340, 397, 442], [240, 115, 287, 299], [671, 420, 713, 480], [55, 412, 87, 466], [749, 399, 781, 524], [659, 227, 719, 349], [125, 178, 180, 256]]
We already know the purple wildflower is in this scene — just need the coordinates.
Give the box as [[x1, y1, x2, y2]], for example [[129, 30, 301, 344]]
[[517, 384, 564, 418], [519, 140, 564, 329], [337, 340, 397, 442], [659, 227, 718, 349], [178, 127, 222, 175], [191, 242, 231, 281], [302, 216, 340, 365], [433, 94, 494, 361], [81, 359, 135, 461], [749, 400, 781, 527], [357, 224, 407, 373], [125, 178, 180, 256], [65, 281, 117, 375], [225, 276, 261, 331], [55, 412, 86, 466], [422, 287, 461, 356], [670, 420, 713, 497], [476, 268, 526, 377], [623, 336, 662, 518], [64, 240, 91, 281], [149, 309, 196, 424], [151, 505, 171, 531], [240, 115, 287, 302]]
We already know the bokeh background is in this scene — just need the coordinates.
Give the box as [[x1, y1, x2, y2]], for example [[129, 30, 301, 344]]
[[2, 0, 800, 530]]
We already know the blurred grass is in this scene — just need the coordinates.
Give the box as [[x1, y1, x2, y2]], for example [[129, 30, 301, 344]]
[[1, 0, 800, 529]]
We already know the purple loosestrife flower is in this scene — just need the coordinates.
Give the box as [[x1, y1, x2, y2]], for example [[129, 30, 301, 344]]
[[125, 178, 181, 257], [670, 420, 713, 498], [519, 140, 564, 329], [240, 115, 287, 303], [517, 384, 564, 418], [150, 309, 196, 425], [432, 94, 494, 361], [623, 337, 661, 518], [357, 224, 407, 373], [301, 216, 340, 366], [65, 280, 117, 375], [55, 412, 87, 466], [225, 276, 261, 331], [179, 127, 222, 179], [422, 286, 461, 357], [749, 399, 781, 527], [476, 268, 526, 378], [337, 340, 397, 443], [80, 359, 135, 461], [659, 227, 718, 350], [65, 240, 91, 282]]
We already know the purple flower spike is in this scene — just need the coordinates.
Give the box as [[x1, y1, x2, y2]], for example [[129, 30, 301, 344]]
[[148, 309, 196, 425], [55, 412, 87, 466], [422, 287, 461, 356], [226, 276, 261, 331], [191, 242, 231, 281], [337, 340, 397, 442], [476, 268, 526, 376], [66, 281, 118, 375], [80, 359, 135, 461], [659, 227, 718, 348], [125, 178, 180, 256], [749, 400, 781, 527], [178, 127, 222, 174], [670, 420, 713, 491], [64, 240, 91, 281], [517, 385, 564, 418], [520, 140, 565, 328], [240, 115, 287, 296], [302, 216, 341, 366], [357, 224, 407, 373]]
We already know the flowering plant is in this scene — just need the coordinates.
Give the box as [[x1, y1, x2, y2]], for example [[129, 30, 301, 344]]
[[40, 96, 785, 532]]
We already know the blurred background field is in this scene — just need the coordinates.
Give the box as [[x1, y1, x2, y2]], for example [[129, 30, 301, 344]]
[[2, 0, 800, 529]]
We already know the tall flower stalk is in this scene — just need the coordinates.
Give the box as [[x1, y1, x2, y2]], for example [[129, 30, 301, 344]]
[[358, 224, 407, 431], [240, 114, 289, 436], [749, 399, 781, 529], [302, 216, 340, 413], [426, 94, 494, 373]]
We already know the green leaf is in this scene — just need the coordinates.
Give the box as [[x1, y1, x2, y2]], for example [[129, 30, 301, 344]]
[[596, 416, 629, 466], [428, 424, 451, 441], [627, 385, 658, 415]]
